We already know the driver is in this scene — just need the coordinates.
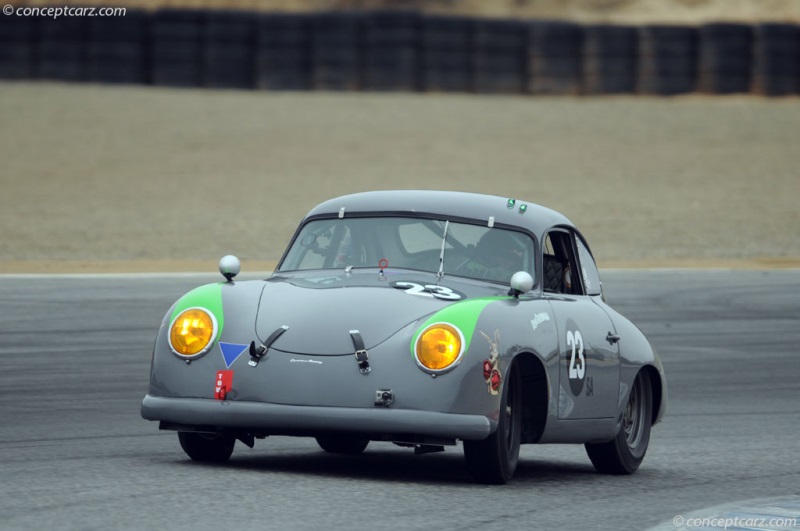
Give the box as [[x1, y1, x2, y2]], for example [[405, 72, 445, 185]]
[[459, 230, 525, 283]]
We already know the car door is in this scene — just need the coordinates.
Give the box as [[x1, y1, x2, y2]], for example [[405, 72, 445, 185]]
[[542, 229, 620, 420]]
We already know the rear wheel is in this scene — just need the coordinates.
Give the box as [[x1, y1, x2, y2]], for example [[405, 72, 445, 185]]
[[463, 366, 522, 484], [178, 432, 235, 463], [316, 435, 369, 455], [585, 371, 652, 474]]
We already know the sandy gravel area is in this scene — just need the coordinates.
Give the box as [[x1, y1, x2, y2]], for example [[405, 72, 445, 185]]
[[0, 82, 798, 273]]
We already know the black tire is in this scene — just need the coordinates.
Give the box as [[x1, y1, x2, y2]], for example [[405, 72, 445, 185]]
[[150, 9, 205, 87], [421, 48, 472, 92], [316, 435, 369, 455], [753, 24, 800, 96], [698, 23, 754, 94], [638, 25, 699, 95], [0, 17, 37, 80], [585, 371, 652, 474], [464, 365, 522, 484], [421, 15, 471, 51], [583, 25, 639, 94], [473, 21, 527, 94], [178, 432, 235, 463], [204, 10, 256, 89], [365, 10, 419, 85], [527, 21, 584, 95], [38, 17, 88, 82], [310, 14, 362, 91]]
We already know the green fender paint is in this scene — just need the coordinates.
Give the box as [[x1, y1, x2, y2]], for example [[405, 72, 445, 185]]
[[170, 283, 225, 342], [410, 297, 506, 358]]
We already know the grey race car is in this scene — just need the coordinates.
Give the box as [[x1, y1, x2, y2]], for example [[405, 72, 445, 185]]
[[141, 190, 666, 484]]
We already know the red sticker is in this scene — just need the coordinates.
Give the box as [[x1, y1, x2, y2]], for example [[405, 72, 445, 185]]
[[214, 370, 233, 400]]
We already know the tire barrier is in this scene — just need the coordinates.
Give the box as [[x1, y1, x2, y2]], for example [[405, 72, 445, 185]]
[[473, 19, 527, 94], [204, 10, 255, 89], [256, 14, 310, 91], [87, 9, 149, 84], [638, 25, 698, 95], [151, 9, 205, 87], [528, 21, 584, 95], [311, 12, 363, 91], [364, 10, 420, 91], [699, 23, 754, 94], [38, 15, 87, 81], [584, 24, 638, 94], [753, 23, 800, 96], [0, 9, 798, 96], [420, 15, 473, 92], [0, 15, 37, 79]]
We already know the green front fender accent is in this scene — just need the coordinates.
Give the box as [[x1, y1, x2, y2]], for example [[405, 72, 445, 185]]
[[170, 283, 225, 343], [410, 297, 506, 358]]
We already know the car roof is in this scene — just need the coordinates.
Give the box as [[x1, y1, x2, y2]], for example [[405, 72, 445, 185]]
[[304, 190, 575, 236]]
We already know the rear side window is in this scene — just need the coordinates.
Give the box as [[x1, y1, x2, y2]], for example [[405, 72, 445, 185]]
[[575, 236, 602, 296], [542, 230, 583, 295]]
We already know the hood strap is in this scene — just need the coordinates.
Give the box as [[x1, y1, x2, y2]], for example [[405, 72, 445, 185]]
[[249, 325, 289, 367], [349, 330, 370, 374]]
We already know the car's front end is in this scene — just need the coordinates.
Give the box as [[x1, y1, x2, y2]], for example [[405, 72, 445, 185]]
[[142, 268, 517, 447]]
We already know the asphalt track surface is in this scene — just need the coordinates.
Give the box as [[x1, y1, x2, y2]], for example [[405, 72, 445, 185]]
[[1, 270, 799, 531]]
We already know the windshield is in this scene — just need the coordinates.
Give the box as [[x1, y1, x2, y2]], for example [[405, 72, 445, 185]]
[[278, 216, 535, 284]]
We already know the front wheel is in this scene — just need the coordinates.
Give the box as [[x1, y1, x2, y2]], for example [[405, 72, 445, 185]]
[[178, 432, 235, 463], [585, 371, 652, 474], [463, 366, 522, 484]]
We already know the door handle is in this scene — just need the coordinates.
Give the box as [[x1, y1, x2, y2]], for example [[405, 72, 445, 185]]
[[606, 332, 620, 345]]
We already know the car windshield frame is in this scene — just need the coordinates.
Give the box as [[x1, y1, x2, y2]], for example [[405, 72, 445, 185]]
[[277, 214, 538, 286]]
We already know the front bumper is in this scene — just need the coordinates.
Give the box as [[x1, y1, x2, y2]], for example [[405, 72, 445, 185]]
[[141, 395, 495, 441]]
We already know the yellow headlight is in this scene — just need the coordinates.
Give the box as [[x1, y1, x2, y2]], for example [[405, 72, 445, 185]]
[[169, 308, 217, 357], [415, 323, 464, 371]]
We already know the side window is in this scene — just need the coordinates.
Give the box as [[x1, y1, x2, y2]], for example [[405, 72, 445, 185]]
[[575, 236, 602, 296], [542, 230, 583, 295]]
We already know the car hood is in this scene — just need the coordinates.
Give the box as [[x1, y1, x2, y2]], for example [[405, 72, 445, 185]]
[[256, 270, 503, 355]]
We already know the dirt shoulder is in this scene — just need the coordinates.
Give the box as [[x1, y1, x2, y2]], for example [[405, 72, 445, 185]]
[[1, 83, 798, 274]]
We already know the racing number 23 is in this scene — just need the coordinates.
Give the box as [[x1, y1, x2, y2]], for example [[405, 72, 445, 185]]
[[567, 330, 585, 380], [393, 282, 462, 300]]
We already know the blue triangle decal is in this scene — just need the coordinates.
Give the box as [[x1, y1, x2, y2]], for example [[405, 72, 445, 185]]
[[219, 342, 249, 368]]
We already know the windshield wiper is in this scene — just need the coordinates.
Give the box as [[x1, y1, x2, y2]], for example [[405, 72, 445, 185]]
[[437, 220, 449, 282]]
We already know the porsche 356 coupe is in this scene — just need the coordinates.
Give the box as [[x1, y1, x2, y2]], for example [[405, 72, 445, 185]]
[[141, 190, 666, 484]]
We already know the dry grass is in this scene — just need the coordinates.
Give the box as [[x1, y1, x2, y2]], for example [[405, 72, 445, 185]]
[[1, 82, 798, 273]]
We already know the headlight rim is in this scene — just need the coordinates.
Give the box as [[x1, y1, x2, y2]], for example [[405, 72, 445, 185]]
[[414, 322, 466, 374], [168, 306, 219, 359]]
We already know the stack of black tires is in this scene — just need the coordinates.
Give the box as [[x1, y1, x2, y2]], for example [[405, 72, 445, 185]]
[[256, 14, 310, 90], [527, 22, 584, 95], [473, 19, 527, 94], [364, 11, 419, 91], [638, 25, 698, 95], [753, 23, 800, 96], [1, 9, 798, 97], [419, 15, 472, 92]]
